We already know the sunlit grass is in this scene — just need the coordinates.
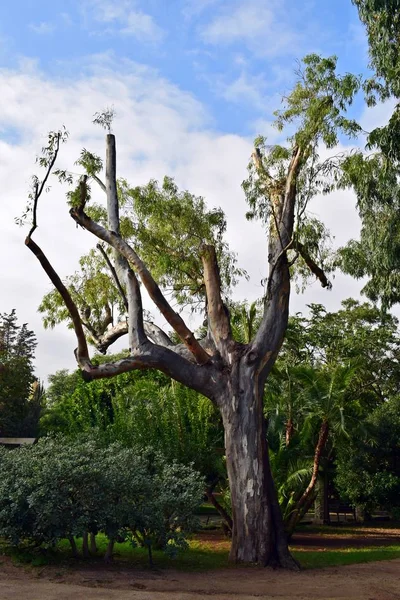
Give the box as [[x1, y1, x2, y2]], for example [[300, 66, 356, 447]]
[[2, 527, 400, 571]]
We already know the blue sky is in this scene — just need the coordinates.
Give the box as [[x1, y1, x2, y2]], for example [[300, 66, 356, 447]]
[[0, 0, 368, 137], [1, 0, 390, 380]]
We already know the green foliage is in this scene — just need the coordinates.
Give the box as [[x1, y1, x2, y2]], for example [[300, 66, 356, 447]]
[[338, 152, 400, 308], [117, 176, 245, 308], [266, 361, 360, 529], [243, 55, 360, 290], [335, 395, 400, 512], [40, 365, 224, 488], [0, 435, 204, 557], [39, 174, 245, 336], [38, 248, 123, 338], [353, 0, 400, 99], [338, 2, 400, 307], [265, 298, 400, 529], [281, 299, 400, 410], [0, 310, 42, 437], [275, 54, 361, 147], [229, 300, 262, 343], [93, 107, 116, 132]]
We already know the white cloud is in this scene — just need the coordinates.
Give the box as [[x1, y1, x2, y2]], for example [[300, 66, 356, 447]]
[[82, 0, 164, 42], [120, 11, 164, 41], [183, 0, 222, 19], [220, 72, 267, 109], [29, 22, 55, 35], [201, 0, 300, 57]]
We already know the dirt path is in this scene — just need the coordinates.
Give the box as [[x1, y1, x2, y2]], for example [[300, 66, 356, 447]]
[[1, 528, 399, 599], [0, 557, 399, 600]]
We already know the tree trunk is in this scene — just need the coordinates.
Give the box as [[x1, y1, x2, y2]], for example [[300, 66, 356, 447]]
[[90, 532, 97, 554], [285, 417, 294, 447], [104, 538, 114, 563], [82, 532, 90, 558], [68, 536, 79, 559], [219, 365, 299, 569]]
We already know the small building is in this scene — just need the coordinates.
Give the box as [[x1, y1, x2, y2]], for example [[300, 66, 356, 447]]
[[0, 438, 36, 448]]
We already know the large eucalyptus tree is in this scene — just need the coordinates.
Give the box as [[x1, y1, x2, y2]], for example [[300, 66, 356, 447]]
[[24, 56, 360, 567]]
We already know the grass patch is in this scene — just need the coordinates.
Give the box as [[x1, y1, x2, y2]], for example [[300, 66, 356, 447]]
[[292, 545, 400, 569], [2, 531, 400, 572], [196, 503, 219, 516], [57, 534, 231, 571], [296, 522, 400, 536]]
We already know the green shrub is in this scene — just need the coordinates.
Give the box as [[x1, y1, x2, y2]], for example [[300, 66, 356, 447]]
[[0, 435, 203, 561]]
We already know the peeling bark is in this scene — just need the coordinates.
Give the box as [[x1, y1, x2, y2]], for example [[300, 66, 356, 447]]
[[219, 351, 298, 568]]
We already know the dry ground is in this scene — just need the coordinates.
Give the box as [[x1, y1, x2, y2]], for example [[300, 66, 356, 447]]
[[0, 528, 399, 600]]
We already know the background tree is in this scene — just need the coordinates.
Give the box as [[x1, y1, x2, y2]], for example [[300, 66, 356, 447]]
[[0, 310, 42, 437], [24, 55, 362, 568], [336, 395, 400, 517], [265, 298, 400, 531], [338, 0, 400, 308], [40, 362, 227, 527]]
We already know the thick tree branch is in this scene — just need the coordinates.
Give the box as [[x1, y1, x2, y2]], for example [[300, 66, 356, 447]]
[[201, 244, 231, 351], [25, 237, 89, 362], [70, 208, 210, 365], [251, 147, 304, 373], [282, 146, 302, 234], [104, 134, 147, 351], [79, 342, 218, 399], [143, 321, 176, 348], [91, 318, 215, 364], [126, 268, 147, 350]]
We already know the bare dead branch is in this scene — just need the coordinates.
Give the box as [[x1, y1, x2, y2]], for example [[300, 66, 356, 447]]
[[25, 237, 89, 362], [27, 133, 62, 239]]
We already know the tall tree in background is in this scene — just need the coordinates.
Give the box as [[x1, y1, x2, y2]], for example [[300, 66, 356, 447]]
[[24, 56, 361, 567], [339, 1, 400, 307], [0, 310, 41, 436]]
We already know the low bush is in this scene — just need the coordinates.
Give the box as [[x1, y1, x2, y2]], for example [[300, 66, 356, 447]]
[[0, 435, 203, 562]]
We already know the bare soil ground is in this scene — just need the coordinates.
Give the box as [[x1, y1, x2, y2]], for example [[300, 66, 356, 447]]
[[0, 528, 399, 600]]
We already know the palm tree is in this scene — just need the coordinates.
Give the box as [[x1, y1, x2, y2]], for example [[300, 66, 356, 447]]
[[284, 363, 360, 535]]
